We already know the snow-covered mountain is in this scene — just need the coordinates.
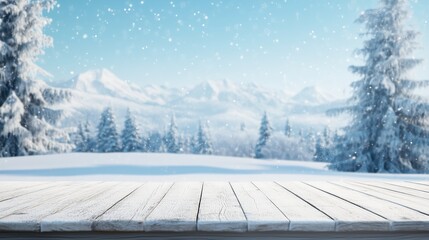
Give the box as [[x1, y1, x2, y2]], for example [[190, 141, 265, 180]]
[[53, 69, 347, 133], [56, 69, 156, 103], [292, 86, 336, 105]]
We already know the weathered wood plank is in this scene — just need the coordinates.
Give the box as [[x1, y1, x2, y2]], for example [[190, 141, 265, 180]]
[[40, 182, 141, 232], [2, 231, 429, 240], [0, 182, 86, 219], [277, 182, 389, 232], [93, 182, 173, 231], [350, 182, 429, 207], [0, 182, 107, 231], [307, 182, 429, 231], [387, 181, 429, 193], [407, 181, 429, 187], [254, 181, 334, 232], [360, 182, 429, 200], [0, 182, 46, 194], [230, 182, 289, 231], [333, 182, 429, 215], [145, 182, 202, 232], [0, 182, 68, 202], [197, 182, 247, 232]]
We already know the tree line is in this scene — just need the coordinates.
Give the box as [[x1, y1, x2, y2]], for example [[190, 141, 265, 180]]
[[72, 108, 332, 161]]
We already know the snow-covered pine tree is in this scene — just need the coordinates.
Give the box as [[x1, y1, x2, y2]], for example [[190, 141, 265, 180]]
[[254, 111, 272, 159], [330, 0, 429, 173], [0, 0, 71, 156], [164, 115, 179, 153], [284, 119, 292, 137], [121, 109, 140, 152], [313, 134, 329, 162], [146, 131, 163, 152], [194, 121, 213, 155], [96, 107, 120, 152], [74, 122, 86, 152], [83, 121, 96, 152], [322, 127, 331, 147]]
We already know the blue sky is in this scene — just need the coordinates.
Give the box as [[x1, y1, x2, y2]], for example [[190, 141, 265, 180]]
[[40, 0, 429, 96]]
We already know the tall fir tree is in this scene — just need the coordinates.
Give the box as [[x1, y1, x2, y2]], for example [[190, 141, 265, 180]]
[[146, 131, 163, 152], [330, 0, 429, 173], [284, 119, 292, 137], [121, 109, 140, 152], [194, 121, 213, 155], [0, 0, 71, 156], [255, 111, 272, 159], [96, 107, 120, 152], [164, 115, 180, 153], [74, 121, 93, 152]]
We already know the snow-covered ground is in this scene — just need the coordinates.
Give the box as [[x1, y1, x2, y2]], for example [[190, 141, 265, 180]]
[[0, 153, 428, 181]]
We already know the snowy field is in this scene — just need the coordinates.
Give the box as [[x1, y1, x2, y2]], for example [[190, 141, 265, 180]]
[[0, 153, 428, 182]]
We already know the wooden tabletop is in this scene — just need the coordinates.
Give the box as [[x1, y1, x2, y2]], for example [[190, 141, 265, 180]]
[[0, 181, 428, 233]]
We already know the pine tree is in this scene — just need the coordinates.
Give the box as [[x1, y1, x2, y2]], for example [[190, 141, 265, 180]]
[[146, 131, 163, 152], [0, 0, 71, 156], [194, 121, 213, 155], [313, 132, 330, 162], [96, 107, 120, 152], [330, 0, 429, 173], [255, 111, 272, 159], [75, 122, 87, 152], [165, 115, 180, 153], [121, 109, 140, 152], [84, 121, 96, 152], [284, 119, 292, 137]]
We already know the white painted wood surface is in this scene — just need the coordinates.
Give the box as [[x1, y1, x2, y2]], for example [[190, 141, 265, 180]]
[[253, 181, 334, 231], [41, 182, 141, 232], [0, 182, 45, 194], [387, 181, 429, 193], [307, 182, 429, 231], [277, 182, 389, 232], [408, 181, 429, 187], [197, 182, 247, 232], [230, 182, 289, 231], [336, 182, 429, 214], [0, 182, 67, 202], [0, 182, 84, 219], [144, 182, 202, 232], [361, 181, 429, 200], [0, 182, 104, 231], [0, 181, 428, 234], [93, 182, 173, 231]]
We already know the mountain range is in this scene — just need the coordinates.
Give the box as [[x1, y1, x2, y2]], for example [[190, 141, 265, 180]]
[[53, 68, 348, 133]]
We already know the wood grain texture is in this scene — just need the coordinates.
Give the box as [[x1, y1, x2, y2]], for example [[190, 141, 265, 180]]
[[307, 182, 429, 231], [2, 231, 429, 240], [0, 182, 67, 202], [144, 182, 203, 232], [0, 182, 85, 219], [0, 181, 428, 234], [277, 181, 389, 232], [0, 182, 104, 231], [253, 181, 334, 232], [93, 182, 173, 231], [40, 182, 141, 232], [407, 181, 429, 187], [387, 181, 429, 193], [361, 182, 429, 200], [0, 182, 46, 194], [230, 182, 289, 231], [336, 182, 429, 215], [197, 182, 247, 232]]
